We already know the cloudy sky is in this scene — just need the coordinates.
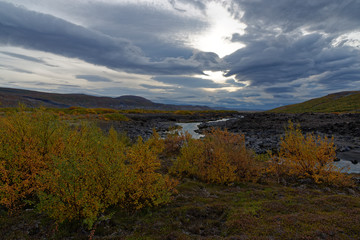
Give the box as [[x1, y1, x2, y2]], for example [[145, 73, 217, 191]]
[[0, 0, 359, 109]]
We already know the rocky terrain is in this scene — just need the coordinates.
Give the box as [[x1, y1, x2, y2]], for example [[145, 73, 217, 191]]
[[198, 112, 360, 163], [95, 111, 360, 163], [96, 111, 239, 140]]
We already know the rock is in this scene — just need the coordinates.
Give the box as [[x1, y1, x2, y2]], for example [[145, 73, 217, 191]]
[[347, 188, 356, 195], [298, 178, 313, 184]]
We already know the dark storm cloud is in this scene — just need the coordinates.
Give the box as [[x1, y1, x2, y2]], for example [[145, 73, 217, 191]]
[[265, 87, 295, 94], [224, 0, 360, 96], [273, 94, 296, 99], [233, 0, 360, 34], [76, 75, 112, 83], [225, 32, 360, 91], [152, 76, 223, 88], [0, 2, 220, 76], [80, 2, 207, 59]]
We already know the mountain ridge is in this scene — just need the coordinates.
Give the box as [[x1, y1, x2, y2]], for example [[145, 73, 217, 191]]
[[0, 87, 210, 110]]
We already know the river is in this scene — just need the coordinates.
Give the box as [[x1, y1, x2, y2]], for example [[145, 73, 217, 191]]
[[175, 119, 360, 174]]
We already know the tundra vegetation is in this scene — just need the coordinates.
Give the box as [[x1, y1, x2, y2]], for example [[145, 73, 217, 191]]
[[0, 107, 359, 239]]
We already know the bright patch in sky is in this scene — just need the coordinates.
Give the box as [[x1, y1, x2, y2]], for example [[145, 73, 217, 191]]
[[189, 2, 246, 58], [332, 31, 360, 48], [202, 70, 232, 83]]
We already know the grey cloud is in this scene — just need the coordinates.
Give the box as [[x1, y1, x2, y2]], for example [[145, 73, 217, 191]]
[[70, 2, 207, 60], [1, 51, 46, 63], [217, 98, 240, 104], [225, 79, 246, 87], [0, 64, 33, 74], [190, 51, 226, 70], [223, 0, 360, 96], [76, 75, 113, 83], [152, 76, 223, 88], [273, 94, 296, 99], [225, 32, 360, 90], [168, 0, 206, 12], [140, 84, 175, 90], [0, 2, 219, 76], [233, 0, 360, 34], [265, 87, 295, 94]]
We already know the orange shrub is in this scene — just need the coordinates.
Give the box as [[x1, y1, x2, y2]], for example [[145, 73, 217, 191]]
[[268, 121, 353, 186], [0, 108, 64, 212], [0, 107, 178, 229], [171, 128, 260, 184], [163, 130, 192, 157]]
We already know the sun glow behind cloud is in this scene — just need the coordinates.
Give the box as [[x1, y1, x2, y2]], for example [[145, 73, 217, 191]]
[[196, 70, 247, 92], [189, 2, 246, 58]]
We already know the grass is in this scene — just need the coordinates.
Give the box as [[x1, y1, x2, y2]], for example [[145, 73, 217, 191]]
[[1, 178, 359, 239], [269, 91, 360, 113]]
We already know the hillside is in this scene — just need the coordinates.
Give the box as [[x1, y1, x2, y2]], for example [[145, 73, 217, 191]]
[[269, 91, 360, 113], [0, 87, 210, 110]]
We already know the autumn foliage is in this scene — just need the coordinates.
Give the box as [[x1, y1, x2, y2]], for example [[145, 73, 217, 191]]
[[0, 107, 355, 231], [268, 121, 353, 186], [171, 128, 260, 184], [0, 107, 65, 211], [0, 107, 177, 228]]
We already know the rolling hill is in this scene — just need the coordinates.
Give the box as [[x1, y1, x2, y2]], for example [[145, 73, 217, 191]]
[[269, 91, 360, 113], [0, 87, 210, 110]]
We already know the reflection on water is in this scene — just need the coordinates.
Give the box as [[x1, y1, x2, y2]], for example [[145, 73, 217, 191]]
[[176, 118, 230, 139], [176, 122, 204, 139], [334, 160, 360, 174]]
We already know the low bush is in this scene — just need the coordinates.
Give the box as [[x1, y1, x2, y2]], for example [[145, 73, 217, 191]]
[[163, 130, 192, 157], [0, 107, 177, 229], [171, 128, 260, 184], [0, 107, 65, 212], [268, 121, 353, 186]]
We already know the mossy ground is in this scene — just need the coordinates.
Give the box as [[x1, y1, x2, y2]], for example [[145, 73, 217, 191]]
[[1, 177, 359, 239]]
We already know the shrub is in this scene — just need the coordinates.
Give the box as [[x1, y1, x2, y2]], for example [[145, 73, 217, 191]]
[[0, 107, 64, 212], [37, 127, 177, 228], [0, 107, 177, 229], [163, 130, 192, 157], [36, 124, 129, 228], [123, 131, 177, 210], [268, 121, 353, 186], [171, 128, 260, 184], [102, 113, 129, 121]]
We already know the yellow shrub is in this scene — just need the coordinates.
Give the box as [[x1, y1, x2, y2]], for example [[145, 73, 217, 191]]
[[171, 128, 260, 184], [0, 108, 64, 212], [268, 121, 353, 186], [124, 133, 177, 210], [36, 123, 128, 228], [170, 135, 204, 178], [0, 107, 177, 228]]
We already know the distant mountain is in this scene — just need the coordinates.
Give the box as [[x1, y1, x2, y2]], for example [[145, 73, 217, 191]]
[[0, 87, 211, 110], [269, 91, 360, 113]]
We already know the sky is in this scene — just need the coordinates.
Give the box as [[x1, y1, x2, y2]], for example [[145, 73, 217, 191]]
[[0, 0, 359, 110]]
